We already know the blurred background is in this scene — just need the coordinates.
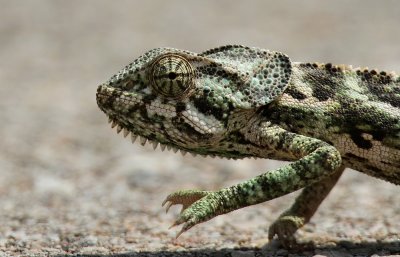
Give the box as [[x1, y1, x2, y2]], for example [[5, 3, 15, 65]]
[[0, 0, 399, 255]]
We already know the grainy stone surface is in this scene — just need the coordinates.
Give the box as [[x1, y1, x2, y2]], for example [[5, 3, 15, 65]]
[[0, 1, 399, 256]]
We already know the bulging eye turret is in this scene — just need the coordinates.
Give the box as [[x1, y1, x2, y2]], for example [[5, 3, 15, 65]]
[[149, 54, 195, 99]]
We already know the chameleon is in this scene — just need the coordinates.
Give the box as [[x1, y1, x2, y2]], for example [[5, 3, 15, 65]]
[[96, 45, 400, 247]]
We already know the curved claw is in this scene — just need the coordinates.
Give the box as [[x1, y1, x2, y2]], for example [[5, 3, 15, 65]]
[[175, 221, 194, 238], [169, 220, 179, 229], [175, 226, 186, 239], [164, 201, 173, 213], [162, 198, 187, 214], [169, 214, 191, 238], [161, 197, 169, 207]]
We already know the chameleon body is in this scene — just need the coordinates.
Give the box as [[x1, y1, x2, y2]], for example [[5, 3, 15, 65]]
[[96, 45, 400, 246]]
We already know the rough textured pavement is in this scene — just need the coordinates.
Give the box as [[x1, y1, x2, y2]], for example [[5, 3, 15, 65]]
[[0, 1, 399, 256]]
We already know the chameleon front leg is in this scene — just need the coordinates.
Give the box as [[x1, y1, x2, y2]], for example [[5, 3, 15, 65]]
[[164, 124, 342, 240], [268, 166, 344, 247]]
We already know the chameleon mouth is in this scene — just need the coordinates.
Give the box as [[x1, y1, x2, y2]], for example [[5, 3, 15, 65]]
[[107, 117, 208, 158], [107, 116, 253, 161]]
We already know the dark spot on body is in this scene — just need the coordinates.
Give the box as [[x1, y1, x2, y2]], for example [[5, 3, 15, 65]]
[[349, 129, 373, 149], [365, 164, 382, 174], [127, 103, 142, 117], [381, 161, 400, 169], [285, 87, 307, 100], [142, 94, 157, 104], [371, 130, 385, 141], [176, 102, 186, 112], [192, 95, 224, 120], [325, 63, 332, 70], [344, 153, 368, 162], [276, 132, 296, 151], [301, 65, 341, 101]]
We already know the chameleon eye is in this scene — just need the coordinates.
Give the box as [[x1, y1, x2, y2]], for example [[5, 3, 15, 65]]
[[149, 54, 195, 99]]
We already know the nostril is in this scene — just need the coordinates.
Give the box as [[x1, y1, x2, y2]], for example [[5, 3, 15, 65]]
[[124, 80, 134, 90]]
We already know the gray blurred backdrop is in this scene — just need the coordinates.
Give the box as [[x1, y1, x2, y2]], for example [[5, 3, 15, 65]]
[[0, 1, 399, 256]]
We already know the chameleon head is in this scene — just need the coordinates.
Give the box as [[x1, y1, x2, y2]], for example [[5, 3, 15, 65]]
[[96, 45, 292, 157]]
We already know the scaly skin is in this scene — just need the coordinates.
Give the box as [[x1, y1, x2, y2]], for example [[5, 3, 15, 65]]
[[96, 45, 400, 247]]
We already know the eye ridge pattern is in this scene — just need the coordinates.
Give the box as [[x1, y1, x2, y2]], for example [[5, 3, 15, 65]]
[[149, 54, 195, 99]]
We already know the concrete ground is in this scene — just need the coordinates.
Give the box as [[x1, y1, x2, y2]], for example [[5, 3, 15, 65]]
[[0, 1, 399, 256]]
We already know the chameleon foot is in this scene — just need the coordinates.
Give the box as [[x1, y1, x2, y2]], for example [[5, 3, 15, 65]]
[[162, 189, 220, 238], [162, 189, 211, 214], [268, 215, 305, 248]]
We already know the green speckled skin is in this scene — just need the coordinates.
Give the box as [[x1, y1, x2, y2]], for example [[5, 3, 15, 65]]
[[96, 45, 400, 247]]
